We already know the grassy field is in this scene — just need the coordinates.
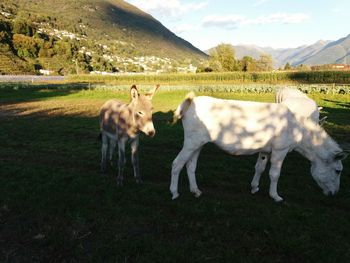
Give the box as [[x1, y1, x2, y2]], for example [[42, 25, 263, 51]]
[[1, 85, 350, 262]]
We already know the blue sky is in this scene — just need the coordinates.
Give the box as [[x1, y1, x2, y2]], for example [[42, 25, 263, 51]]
[[126, 0, 350, 50]]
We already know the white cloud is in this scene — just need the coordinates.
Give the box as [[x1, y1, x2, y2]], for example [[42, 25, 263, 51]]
[[202, 15, 245, 30], [128, 0, 208, 17], [202, 13, 310, 29]]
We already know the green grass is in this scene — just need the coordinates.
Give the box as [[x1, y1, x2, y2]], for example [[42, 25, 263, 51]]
[[1, 86, 350, 262]]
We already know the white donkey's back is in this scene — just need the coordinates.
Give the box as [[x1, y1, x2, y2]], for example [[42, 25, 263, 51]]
[[275, 88, 321, 123], [176, 95, 292, 154], [275, 87, 308, 103]]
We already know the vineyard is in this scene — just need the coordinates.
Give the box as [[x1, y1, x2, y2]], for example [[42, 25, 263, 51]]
[[67, 71, 350, 85], [1, 82, 350, 94]]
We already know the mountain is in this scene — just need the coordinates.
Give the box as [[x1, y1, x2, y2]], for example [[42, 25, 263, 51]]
[[0, 0, 207, 74], [301, 35, 350, 65], [211, 35, 350, 68], [232, 40, 332, 68], [267, 40, 330, 67], [233, 45, 269, 61]]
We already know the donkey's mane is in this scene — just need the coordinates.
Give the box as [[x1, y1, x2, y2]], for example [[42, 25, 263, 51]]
[[299, 116, 341, 160]]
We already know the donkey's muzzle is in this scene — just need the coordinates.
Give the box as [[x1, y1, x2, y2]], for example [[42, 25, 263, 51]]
[[148, 130, 156, 137]]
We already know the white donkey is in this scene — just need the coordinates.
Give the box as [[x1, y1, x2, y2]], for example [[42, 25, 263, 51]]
[[252, 87, 327, 196], [275, 87, 326, 124], [170, 93, 349, 201], [99, 84, 159, 185]]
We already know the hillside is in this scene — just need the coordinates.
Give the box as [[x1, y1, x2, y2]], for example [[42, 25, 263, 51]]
[[0, 0, 207, 74], [0, 48, 30, 74], [301, 35, 350, 65]]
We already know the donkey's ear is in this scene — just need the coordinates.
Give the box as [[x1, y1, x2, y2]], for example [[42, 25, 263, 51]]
[[145, 84, 160, 100], [334, 150, 350, 161], [130, 85, 139, 100], [319, 116, 327, 126]]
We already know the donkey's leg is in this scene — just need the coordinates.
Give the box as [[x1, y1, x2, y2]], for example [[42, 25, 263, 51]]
[[116, 137, 128, 186], [251, 152, 270, 194], [268, 149, 288, 202], [186, 147, 203, 198], [130, 136, 142, 184], [109, 138, 117, 167], [100, 133, 108, 174], [170, 142, 203, 200]]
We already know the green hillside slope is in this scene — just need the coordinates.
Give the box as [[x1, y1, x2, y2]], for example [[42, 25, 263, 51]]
[[0, 0, 207, 74]]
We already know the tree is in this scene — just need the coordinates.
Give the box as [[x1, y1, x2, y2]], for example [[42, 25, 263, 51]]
[[53, 40, 74, 59], [0, 31, 9, 44], [296, 64, 311, 71], [208, 59, 223, 72], [76, 52, 92, 73], [196, 61, 213, 73], [12, 34, 40, 58], [284, 62, 292, 70], [12, 18, 33, 36], [255, 54, 273, 71], [240, 56, 256, 72], [0, 20, 11, 43], [209, 43, 236, 71]]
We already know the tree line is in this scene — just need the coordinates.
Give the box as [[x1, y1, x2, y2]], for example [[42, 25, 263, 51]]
[[197, 44, 274, 73]]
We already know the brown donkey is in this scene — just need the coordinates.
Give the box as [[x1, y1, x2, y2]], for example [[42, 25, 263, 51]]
[[99, 84, 159, 185]]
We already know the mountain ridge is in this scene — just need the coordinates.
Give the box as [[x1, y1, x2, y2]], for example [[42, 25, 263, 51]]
[[209, 34, 350, 68]]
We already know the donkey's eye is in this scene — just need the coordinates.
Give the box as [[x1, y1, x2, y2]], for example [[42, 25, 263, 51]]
[[335, 169, 342, 175], [138, 111, 144, 116]]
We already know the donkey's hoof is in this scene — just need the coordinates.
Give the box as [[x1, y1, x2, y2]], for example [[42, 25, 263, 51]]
[[192, 189, 202, 198], [116, 179, 124, 186], [171, 192, 179, 200], [251, 187, 259, 194], [135, 178, 143, 184], [272, 195, 283, 202]]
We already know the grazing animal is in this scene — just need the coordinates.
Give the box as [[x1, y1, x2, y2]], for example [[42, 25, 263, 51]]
[[253, 87, 327, 195], [275, 87, 325, 124], [170, 93, 349, 201], [99, 84, 159, 185]]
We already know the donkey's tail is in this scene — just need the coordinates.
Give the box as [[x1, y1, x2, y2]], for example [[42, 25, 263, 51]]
[[172, 92, 195, 124], [275, 88, 284, 103]]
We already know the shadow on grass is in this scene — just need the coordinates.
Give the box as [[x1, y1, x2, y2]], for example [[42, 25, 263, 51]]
[[323, 99, 350, 109], [1, 102, 350, 262], [0, 83, 92, 104], [318, 101, 350, 149]]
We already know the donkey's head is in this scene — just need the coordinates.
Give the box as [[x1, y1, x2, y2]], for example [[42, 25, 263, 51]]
[[311, 151, 349, 196], [130, 84, 159, 137]]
